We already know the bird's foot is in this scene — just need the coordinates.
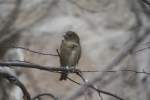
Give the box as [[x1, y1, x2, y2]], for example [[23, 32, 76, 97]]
[[70, 66, 76, 73]]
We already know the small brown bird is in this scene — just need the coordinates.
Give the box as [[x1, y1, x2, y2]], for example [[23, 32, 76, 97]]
[[59, 31, 81, 80]]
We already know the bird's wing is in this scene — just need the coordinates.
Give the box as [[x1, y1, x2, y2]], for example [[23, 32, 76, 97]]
[[60, 40, 71, 66], [75, 44, 81, 66]]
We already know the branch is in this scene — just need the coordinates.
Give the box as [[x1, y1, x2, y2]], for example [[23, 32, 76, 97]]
[[0, 72, 31, 100], [32, 93, 58, 100], [0, 62, 80, 73], [0, 61, 149, 100], [81, 69, 150, 75], [67, 77, 125, 100], [0, 46, 58, 56], [135, 46, 150, 53]]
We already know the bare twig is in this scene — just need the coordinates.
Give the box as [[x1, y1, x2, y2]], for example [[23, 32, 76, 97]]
[[98, 92, 103, 100], [67, 77, 124, 100], [0, 46, 58, 56], [32, 93, 58, 100], [0, 62, 80, 73], [56, 49, 61, 57], [81, 69, 150, 75], [135, 46, 150, 53]]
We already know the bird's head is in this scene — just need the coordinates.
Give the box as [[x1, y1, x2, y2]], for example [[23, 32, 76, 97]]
[[64, 31, 80, 43]]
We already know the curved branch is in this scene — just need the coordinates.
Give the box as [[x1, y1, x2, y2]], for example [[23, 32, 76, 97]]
[[32, 93, 58, 100], [0, 72, 31, 100]]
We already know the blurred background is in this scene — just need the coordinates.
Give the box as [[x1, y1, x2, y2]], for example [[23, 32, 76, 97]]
[[0, 0, 150, 100]]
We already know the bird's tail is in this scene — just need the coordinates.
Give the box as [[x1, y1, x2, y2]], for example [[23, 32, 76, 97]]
[[59, 72, 68, 81]]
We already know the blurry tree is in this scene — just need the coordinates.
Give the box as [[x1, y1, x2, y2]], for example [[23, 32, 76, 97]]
[[0, 0, 150, 100]]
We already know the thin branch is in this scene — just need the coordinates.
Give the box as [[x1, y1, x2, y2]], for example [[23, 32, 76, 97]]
[[135, 46, 150, 53], [0, 46, 58, 56], [56, 49, 61, 57], [75, 72, 125, 100], [98, 92, 103, 100], [75, 71, 86, 82], [0, 62, 80, 73], [67, 77, 81, 85], [91, 86, 124, 100], [32, 93, 58, 100], [81, 69, 150, 75], [67, 77, 124, 100]]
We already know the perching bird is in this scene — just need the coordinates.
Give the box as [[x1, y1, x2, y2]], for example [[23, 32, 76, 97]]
[[59, 31, 81, 80]]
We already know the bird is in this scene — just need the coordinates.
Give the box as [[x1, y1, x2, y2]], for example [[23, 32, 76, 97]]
[[59, 31, 81, 80]]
